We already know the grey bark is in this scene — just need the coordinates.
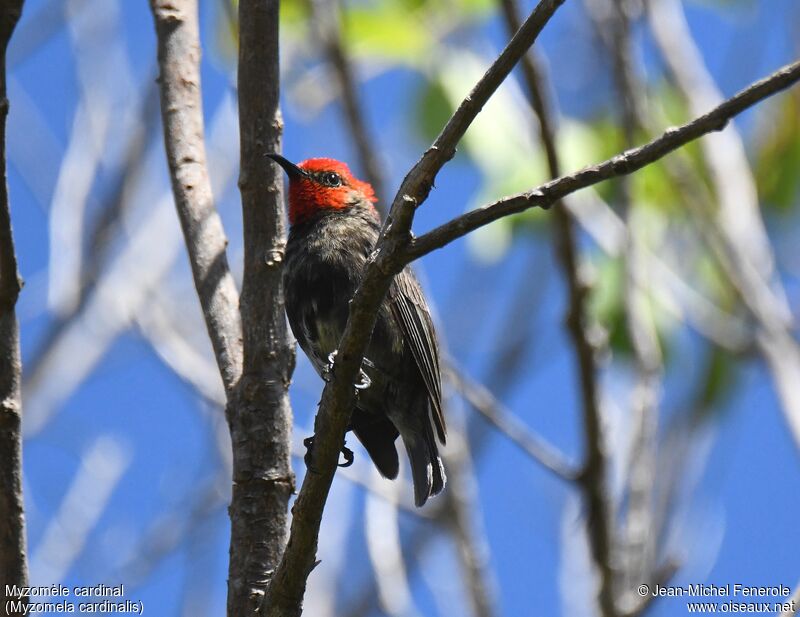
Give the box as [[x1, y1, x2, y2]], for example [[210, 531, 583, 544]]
[[149, 1, 294, 614], [234, 0, 296, 614], [0, 2, 29, 615]]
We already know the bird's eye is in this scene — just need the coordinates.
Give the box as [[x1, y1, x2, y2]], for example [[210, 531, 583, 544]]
[[320, 172, 342, 187]]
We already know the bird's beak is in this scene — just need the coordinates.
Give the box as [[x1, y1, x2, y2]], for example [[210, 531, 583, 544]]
[[266, 153, 309, 179]]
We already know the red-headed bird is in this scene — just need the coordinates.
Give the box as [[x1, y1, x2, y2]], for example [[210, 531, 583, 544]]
[[269, 154, 446, 506]]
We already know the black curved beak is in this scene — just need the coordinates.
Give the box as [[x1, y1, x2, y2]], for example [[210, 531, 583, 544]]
[[266, 153, 309, 179]]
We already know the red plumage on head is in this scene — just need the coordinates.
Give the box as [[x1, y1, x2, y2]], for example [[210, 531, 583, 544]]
[[287, 157, 377, 226]]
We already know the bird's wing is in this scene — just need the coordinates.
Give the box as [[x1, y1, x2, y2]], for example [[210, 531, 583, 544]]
[[389, 268, 446, 443]]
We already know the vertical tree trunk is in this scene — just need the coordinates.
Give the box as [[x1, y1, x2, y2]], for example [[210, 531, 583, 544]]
[[0, 2, 30, 615], [229, 0, 296, 614]]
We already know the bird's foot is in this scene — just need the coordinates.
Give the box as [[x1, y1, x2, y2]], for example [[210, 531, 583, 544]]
[[354, 367, 371, 391], [322, 350, 338, 383], [340, 442, 354, 467], [303, 434, 354, 468], [303, 435, 315, 468], [323, 349, 371, 391]]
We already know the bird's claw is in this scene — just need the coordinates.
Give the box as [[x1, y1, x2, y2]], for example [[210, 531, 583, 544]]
[[354, 368, 371, 390], [322, 350, 338, 383], [303, 435, 315, 468], [323, 349, 371, 391], [339, 444, 354, 467], [303, 434, 355, 468]]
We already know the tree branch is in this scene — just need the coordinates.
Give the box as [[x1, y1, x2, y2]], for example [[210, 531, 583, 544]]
[[498, 0, 617, 612], [404, 58, 800, 261], [235, 0, 296, 614], [151, 0, 294, 614], [441, 419, 500, 617], [583, 1, 664, 610], [446, 364, 578, 481], [262, 1, 567, 614], [647, 0, 800, 450], [150, 0, 242, 395], [309, 5, 505, 611], [0, 0, 29, 613]]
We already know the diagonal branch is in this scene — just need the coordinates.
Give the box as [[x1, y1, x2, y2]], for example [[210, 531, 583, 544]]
[[404, 58, 800, 261], [262, 1, 568, 615], [446, 364, 578, 482], [0, 1, 29, 613], [647, 0, 800, 450]]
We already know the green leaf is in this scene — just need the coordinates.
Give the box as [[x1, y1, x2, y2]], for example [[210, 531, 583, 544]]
[[414, 79, 454, 144], [345, 5, 433, 63], [588, 255, 632, 355], [755, 93, 800, 213]]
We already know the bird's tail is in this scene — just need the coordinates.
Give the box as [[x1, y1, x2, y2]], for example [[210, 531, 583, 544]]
[[404, 417, 446, 507]]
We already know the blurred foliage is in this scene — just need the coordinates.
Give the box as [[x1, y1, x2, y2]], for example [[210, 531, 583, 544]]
[[344, 3, 433, 63], [755, 92, 800, 214], [589, 255, 633, 355], [695, 345, 738, 415], [341, 0, 495, 64], [587, 250, 675, 361], [212, 0, 495, 68], [415, 78, 452, 144]]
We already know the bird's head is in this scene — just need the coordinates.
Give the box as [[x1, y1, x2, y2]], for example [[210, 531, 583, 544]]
[[267, 154, 378, 226]]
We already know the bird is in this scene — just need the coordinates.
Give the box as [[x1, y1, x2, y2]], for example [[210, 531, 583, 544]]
[[268, 153, 446, 507]]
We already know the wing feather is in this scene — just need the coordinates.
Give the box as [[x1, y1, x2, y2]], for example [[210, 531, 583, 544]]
[[389, 269, 446, 443]]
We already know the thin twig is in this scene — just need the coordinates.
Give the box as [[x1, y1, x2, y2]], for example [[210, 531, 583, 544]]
[[441, 416, 500, 617], [262, 2, 568, 615], [404, 58, 800, 261], [585, 0, 662, 610], [0, 1, 30, 612], [446, 364, 578, 481], [498, 0, 616, 613], [647, 0, 800, 450]]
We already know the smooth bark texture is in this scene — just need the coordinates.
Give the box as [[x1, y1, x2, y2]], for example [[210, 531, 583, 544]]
[[150, 0, 243, 395], [235, 0, 296, 614], [0, 1, 29, 614]]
